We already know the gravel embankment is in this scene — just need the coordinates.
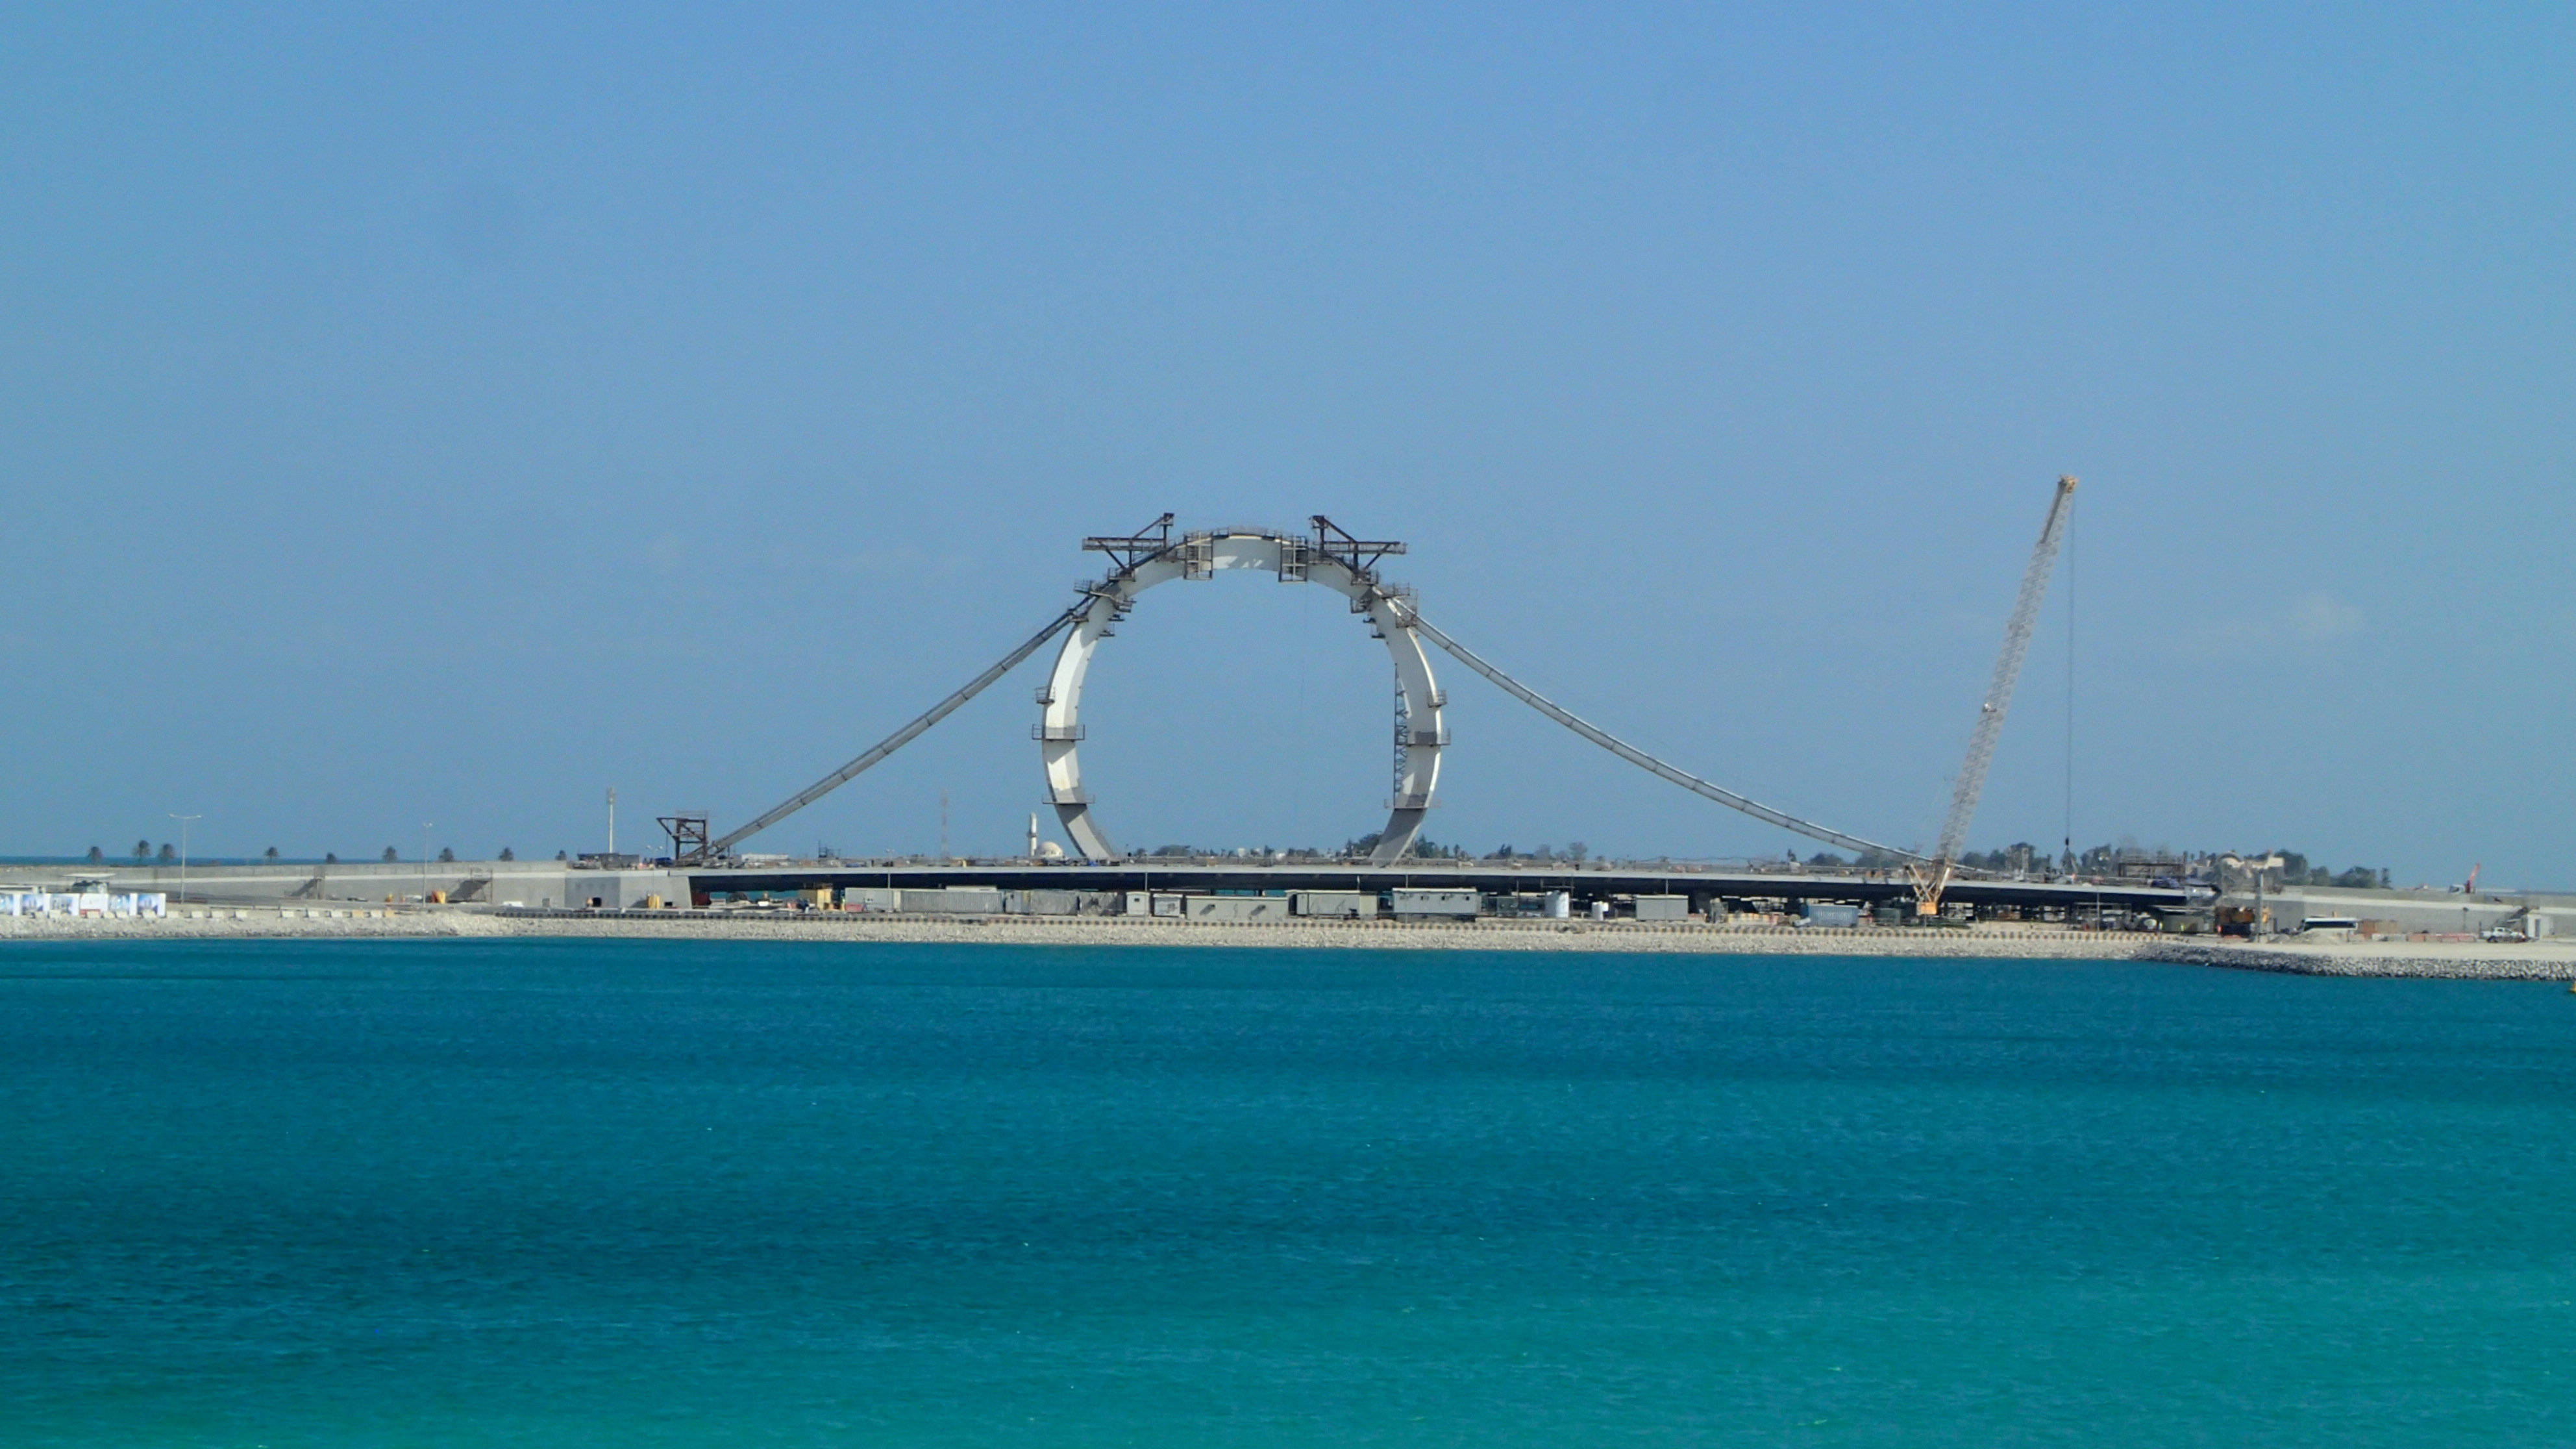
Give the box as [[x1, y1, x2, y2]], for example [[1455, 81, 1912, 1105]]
[[469, 915, 2165, 956], [0, 912, 2256, 959], [10, 910, 2572, 978], [0, 910, 2194, 959]]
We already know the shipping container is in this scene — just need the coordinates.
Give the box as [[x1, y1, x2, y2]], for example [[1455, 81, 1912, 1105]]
[[1391, 889, 1481, 918], [899, 887, 1005, 914], [1187, 896, 1294, 922], [1291, 891, 1379, 919]]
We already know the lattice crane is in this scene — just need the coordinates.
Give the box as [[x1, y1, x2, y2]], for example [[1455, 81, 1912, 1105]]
[[1914, 477, 2077, 918]]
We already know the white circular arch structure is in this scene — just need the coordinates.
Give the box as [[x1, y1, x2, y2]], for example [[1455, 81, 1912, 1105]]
[[1037, 521, 1445, 863]]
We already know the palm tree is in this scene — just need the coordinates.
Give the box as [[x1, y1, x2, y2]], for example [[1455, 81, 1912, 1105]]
[[382, 847, 398, 863], [264, 847, 279, 862], [132, 839, 151, 861]]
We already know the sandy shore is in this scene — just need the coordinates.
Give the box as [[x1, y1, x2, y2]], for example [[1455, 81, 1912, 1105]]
[[9, 908, 2575, 978]]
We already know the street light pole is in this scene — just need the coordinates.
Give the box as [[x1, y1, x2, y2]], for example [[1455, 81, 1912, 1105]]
[[167, 813, 201, 905], [421, 823, 433, 904]]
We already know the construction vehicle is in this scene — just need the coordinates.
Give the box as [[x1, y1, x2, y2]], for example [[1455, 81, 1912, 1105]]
[[1913, 477, 2078, 918]]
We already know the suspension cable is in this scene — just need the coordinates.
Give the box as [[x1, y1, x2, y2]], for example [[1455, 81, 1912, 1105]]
[[1402, 609, 1924, 863], [703, 604, 1087, 858], [707, 576, 1926, 865]]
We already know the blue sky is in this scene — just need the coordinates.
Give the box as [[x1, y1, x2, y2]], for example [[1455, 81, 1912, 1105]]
[[4, 3, 2570, 884]]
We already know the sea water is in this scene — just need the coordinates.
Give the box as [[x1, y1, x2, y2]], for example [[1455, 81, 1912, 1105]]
[[3, 939, 2571, 1446]]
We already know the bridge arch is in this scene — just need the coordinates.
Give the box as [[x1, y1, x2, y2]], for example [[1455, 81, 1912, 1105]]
[[1037, 522, 1444, 863]]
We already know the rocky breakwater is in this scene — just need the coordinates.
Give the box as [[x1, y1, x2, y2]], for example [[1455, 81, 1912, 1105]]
[[2140, 938, 2576, 980]]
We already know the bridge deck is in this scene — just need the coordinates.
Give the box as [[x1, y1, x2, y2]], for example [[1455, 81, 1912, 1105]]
[[689, 861, 2190, 913]]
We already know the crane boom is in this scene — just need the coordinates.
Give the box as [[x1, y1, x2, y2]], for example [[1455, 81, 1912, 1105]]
[[1916, 476, 2076, 915]]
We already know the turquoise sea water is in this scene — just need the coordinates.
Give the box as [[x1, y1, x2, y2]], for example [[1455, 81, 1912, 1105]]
[[3, 941, 2573, 1446]]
